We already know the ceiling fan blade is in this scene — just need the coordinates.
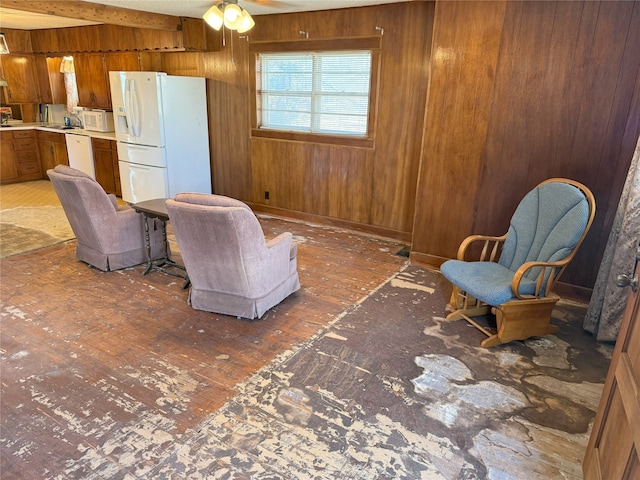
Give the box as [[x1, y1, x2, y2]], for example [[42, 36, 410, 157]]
[[246, 0, 288, 8]]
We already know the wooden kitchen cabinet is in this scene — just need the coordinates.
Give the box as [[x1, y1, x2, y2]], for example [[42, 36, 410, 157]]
[[104, 52, 141, 74], [74, 52, 142, 110], [34, 55, 54, 105], [1, 130, 42, 184], [0, 131, 19, 183], [13, 130, 43, 181], [74, 53, 111, 110], [0, 54, 40, 104], [110, 139, 122, 197], [92, 137, 121, 196], [37, 130, 69, 173], [35, 56, 67, 106]]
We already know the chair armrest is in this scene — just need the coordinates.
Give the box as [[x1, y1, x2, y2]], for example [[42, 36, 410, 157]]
[[253, 232, 294, 288], [90, 206, 145, 250], [107, 194, 119, 211], [511, 259, 569, 299], [457, 234, 508, 261], [265, 232, 295, 267], [266, 232, 293, 250]]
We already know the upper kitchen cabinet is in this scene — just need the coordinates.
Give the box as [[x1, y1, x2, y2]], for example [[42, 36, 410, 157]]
[[34, 56, 67, 106], [0, 54, 40, 104], [74, 52, 143, 110], [104, 52, 142, 73], [74, 54, 111, 110]]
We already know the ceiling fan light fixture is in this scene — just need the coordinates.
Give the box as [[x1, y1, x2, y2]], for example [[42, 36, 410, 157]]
[[203, 1, 255, 33], [203, 4, 224, 31], [236, 10, 255, 34], [223, 3, 243, 29]]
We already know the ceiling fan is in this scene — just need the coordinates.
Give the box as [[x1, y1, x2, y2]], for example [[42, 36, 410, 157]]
[[245, 0, 287, 7], [203, 0, 285, 33]]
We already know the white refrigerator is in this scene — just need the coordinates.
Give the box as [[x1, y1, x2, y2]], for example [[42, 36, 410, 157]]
[[109, 71, 212, 203]]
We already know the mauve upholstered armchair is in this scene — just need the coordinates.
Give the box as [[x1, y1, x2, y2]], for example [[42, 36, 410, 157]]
[[165, 193, 301, 319], [47, 165, 165, 271]]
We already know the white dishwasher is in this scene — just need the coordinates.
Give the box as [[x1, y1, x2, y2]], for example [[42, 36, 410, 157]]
[[65, 133, 95, 179]]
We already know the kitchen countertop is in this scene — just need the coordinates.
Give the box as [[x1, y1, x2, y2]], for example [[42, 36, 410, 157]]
[[0, 122, 117, 141]]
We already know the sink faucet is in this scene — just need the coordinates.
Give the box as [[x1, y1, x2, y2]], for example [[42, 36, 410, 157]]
[[67, 113, 83, 128]]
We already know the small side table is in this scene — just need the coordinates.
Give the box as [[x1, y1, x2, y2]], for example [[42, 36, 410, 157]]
[[131, 198, 189, 289]]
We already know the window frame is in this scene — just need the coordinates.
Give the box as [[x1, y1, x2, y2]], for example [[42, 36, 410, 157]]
[[249, 37, 381, 148]]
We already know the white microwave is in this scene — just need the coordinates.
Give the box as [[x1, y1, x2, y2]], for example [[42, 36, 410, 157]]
[[81, 109, 115, 132]]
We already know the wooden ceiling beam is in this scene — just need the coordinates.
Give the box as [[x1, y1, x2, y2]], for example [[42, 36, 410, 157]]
[[0, 1, 184, 31]]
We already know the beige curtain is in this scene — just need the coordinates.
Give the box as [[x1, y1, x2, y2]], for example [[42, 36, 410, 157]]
[[584, 134, 640, 341]]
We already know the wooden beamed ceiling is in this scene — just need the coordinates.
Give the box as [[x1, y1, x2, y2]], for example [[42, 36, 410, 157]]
[[1, 0, 183, 31]]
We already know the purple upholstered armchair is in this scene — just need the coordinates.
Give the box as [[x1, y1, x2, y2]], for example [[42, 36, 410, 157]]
[[47, 165, 165, 271], [165, 193, 300, 319]]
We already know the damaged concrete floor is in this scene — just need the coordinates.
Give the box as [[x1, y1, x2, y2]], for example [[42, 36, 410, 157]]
[[0, 211, 612, 478]]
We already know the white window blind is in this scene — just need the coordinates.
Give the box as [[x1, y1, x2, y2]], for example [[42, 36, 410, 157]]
[[257, 51, 372, 136]]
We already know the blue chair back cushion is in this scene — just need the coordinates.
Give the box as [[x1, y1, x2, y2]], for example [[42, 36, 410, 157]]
[[498, 182, 589, 275], [441, 181, 590, 305]]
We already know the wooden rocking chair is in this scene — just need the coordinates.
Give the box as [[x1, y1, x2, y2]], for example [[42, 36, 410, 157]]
[[440, 178, 596, 348]]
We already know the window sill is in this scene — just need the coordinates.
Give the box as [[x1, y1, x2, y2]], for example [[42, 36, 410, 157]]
[[251, 128, 374, 149]]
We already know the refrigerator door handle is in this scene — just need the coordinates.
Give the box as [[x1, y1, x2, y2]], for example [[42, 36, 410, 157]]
[[124, 78, 134, 137], [126, 145, 151, 151], [130, 79, 141, 138]]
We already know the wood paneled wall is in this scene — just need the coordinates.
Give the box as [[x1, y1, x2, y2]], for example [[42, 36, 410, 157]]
[[163, 0, 640, 295], [29, 25, 183, 53], [412, 0, 640, 296], [204, 2, 434, 239], [4, 21, 220, 54], [7, 1, 639, 296]]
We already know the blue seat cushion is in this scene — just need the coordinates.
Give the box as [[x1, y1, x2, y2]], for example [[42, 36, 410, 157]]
[[440, 260, 538, 306]]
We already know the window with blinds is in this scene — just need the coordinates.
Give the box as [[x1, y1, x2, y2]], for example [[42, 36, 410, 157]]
[[256, 51, 372, 136]]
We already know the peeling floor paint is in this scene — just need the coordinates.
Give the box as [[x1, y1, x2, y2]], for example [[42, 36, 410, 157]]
[[323, 331, 348, 341], [1, 256, 612, 479], [139, 266, 610, 479], [390, 278, 436, 294]]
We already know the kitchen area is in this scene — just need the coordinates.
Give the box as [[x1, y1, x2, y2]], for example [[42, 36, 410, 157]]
[[1, 119, 121, 196], [1, 52, 122, 195], [0, 48, 211, 202]]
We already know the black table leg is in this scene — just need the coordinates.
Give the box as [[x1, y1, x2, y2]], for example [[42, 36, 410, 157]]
[[142, 213, 153, 275]]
